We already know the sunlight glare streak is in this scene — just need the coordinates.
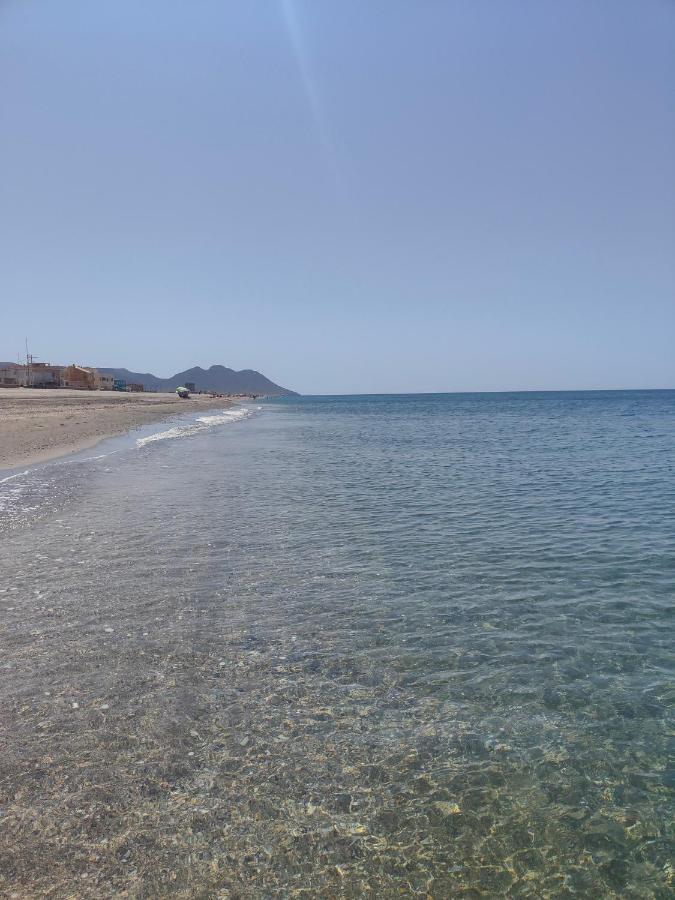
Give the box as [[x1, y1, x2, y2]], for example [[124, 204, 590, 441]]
[[279, 0, 341, 186]]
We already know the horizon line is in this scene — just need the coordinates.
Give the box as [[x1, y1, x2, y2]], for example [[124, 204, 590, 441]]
[[289, 387, 675, 397]]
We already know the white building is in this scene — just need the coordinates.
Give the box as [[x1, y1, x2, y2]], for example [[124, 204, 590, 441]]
[[98, 374, 114, 390], [0, 364, 27, 387]]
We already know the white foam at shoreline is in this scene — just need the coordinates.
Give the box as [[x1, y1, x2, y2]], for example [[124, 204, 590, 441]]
[[0, 409, 255, 523], [0, 470, 29, 485], [136, 407, 252, 448]]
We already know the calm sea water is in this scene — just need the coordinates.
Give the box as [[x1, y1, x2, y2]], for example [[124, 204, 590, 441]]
[[1, 391, 673, 897]]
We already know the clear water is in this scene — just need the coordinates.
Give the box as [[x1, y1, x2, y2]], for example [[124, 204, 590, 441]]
[[0, 392, 673, 897]]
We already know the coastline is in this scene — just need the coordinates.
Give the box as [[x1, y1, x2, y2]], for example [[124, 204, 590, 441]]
[[0, 387, 236, 471]]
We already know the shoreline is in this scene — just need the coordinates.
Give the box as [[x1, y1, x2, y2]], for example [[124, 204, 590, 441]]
[[0, 387, 237, 471]]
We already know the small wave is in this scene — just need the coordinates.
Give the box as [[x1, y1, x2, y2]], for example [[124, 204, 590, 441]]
[[137, 407, 252, 448], [196, 409, 251, 426], [0, 470, 29, 485]]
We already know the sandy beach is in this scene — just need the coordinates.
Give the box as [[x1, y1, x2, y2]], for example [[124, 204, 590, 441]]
[[0, 388, 233, 471]]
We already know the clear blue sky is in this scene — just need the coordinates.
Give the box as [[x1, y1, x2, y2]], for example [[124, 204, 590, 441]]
[[1, 1, 673, 394]]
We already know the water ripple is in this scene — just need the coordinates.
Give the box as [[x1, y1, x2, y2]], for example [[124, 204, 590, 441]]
[[0, 391, 673, 896]]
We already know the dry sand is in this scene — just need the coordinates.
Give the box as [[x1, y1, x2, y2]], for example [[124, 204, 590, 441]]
[[0, 388, 233, 471]]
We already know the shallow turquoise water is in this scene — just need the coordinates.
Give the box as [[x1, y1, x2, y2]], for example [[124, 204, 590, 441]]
[[0, 391, 673, 896]]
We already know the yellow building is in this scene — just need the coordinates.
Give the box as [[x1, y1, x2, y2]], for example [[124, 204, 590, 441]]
[[61, 365, 98, 390]]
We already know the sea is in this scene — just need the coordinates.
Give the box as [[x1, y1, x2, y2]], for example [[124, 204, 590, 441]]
[[0, 391, 673, 897]]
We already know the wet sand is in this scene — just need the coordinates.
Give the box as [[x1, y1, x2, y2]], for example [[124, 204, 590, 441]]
[[0, 388, 232, 471]]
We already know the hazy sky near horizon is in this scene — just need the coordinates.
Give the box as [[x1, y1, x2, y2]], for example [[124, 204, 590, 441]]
[[1, 1, 673, 394]]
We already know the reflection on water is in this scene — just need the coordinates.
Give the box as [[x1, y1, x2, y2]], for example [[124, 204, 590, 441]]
[[0, 392, 673, 897]]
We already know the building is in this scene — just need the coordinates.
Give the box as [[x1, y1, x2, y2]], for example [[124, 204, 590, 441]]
[[28, 363, 62, 388], [113, 378, 127, 392], [0, 364, 27, 387], [127, 382, 144, 392], [61, 365, 98, 390], [97, 374, 114, 390]]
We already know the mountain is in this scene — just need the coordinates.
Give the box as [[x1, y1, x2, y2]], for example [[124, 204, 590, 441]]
[[96, 365, 297, 396]]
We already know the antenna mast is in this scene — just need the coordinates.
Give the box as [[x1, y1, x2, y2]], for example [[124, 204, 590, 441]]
[[25, 337, 32, 386]]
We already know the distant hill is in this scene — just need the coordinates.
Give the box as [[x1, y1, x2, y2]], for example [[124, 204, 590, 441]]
[[0, 362, 297, 396], [96, 364, 297, 396]]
